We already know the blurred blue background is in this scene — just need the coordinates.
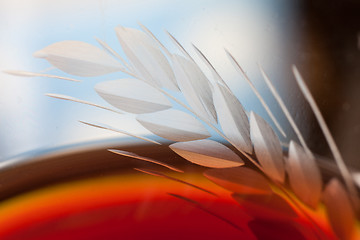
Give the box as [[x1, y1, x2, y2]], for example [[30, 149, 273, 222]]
[[0, 0, 359, 168]]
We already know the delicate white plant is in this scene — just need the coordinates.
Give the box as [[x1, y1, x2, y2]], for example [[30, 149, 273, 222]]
[[5, 24, 359, 239]]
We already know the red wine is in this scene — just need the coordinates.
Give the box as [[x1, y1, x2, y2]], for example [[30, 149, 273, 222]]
[[0, 143, 357, 240]]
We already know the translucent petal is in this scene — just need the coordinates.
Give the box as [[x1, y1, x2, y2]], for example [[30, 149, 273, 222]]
[[250, 112, 284, 183], [170, 139, 244, 168], [136, 109, 210, 142], [95, 79, 171, 114], [33, 41, 123, 76], [287, 141, 322, 208], [115, 26, 178, 91], [213, 83, 252, 153]]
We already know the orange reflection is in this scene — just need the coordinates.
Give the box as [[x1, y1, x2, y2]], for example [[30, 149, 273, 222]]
[[0, 172, 354, 240]]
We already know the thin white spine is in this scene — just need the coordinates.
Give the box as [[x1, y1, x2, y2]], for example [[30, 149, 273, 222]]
[[225, 53, 286, 137], [292, 65, 358, 209], [138, 23, 172, 58], [259, 65, 313, 158]]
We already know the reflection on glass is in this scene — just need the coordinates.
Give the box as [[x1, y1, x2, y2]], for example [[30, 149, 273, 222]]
[[0, 1, 359, 240]]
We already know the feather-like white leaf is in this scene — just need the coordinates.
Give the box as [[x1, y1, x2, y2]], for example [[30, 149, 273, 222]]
[[250, 112, 285, 183], [46, 93, 122, 114], [193, 45, 229, 88], [165, 30, 193, 60], [3, 70, 81, 82], [213, 83, 252, 154], [204, 167, 272, 195], [108, 150, 182, 172], [138, 23, 172, 58], [79, 121, 160, 145], [33, 41, 123, 76], [172, 54, 216, 124], [94, 78, 171, 114], [323, 178, 355, 240], [95, 37, 130, 70], [287, 141, 322, 208], [115, 26, 178, 91], [225, 52, 287, 138], [293, 65, 358, 209], [136, 109, 210, 142], [169, 139, 244, 168]]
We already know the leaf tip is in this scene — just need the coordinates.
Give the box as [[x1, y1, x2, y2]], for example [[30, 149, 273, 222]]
[[33, 50, 47, 58]]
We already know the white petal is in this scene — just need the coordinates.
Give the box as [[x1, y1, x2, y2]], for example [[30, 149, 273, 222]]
[[94, 78, 171, 114], [204, 167, 272, 195], [287, 141, 322, 208], [250, 112, 285, 183], [95, 37, 130, 70], [226, 53, 286, 138], [213, 83, 252, 153], [108, 150, 182, 172], [192, 45, 227, 87], [33, 41, 123, 76], [165, 30, 193, 60], [323, 178, 355, 240], [138, 23, 172, 58], [170, 139, 244, 168], [136, 109, 210, 142], [115, 26, 178, 91], [293, 65, 357, 207], [172, 54, 217, 124], [46, 93, 122, 114], [3, 70, 80, 82], [79, 121, 160, 145]]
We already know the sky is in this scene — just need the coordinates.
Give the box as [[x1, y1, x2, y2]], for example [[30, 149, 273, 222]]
[[0, 0, 297, 161]]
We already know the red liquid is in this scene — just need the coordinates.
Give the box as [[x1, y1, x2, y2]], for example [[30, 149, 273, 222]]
[[0, 173, 254, 240], [0, 172, 349, 240]]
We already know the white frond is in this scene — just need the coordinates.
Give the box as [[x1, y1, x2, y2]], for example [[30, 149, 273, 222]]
[[293, 65, 358, 209], [95, 37, 130, 70], [213, 83, 252, 154], [138, 23, 172, 58], [46, 93, 122, 114], [4, 70, 81, 82], [170, 139, 244, 168], [79, 121, 160, 145], [250, 112, 285, 183], [95, 79, 172, 114], [136, 109, 210, 142], [33, 41, 123, 76], [192, 45, 229, 89], [287, 141, 322, 208], [115, 26, 178, 91], [165, 30, 193, 60], [323, 178, 355, 240], [172, 54, 217, 123], [108, 149, 182, 172]]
